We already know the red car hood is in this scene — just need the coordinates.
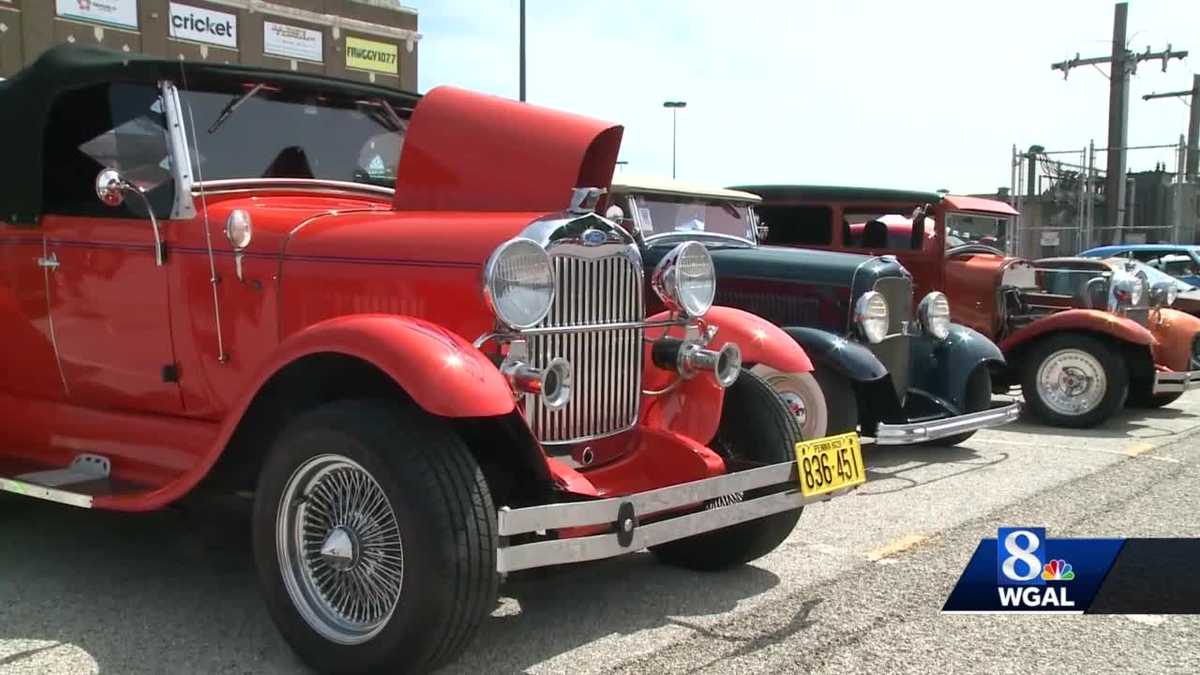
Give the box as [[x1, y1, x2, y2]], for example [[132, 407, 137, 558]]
[[393, 86, 624, 213]]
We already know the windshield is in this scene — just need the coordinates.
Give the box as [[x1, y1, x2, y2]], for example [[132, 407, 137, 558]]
[[629, 194, 756, 242], [180, 85, 408, 187], [946, 212, 1010, 249]]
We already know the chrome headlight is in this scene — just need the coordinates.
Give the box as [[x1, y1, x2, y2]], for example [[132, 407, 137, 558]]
[[652, 241, 716, 317], [484, 238, 555, 329], [855, 291, 890, 344], [1109, 271, 1144, 310], [1150, 281, 1178, 308], [918, 291, 952, 340]]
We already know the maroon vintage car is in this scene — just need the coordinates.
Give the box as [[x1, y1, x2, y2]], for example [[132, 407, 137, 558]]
[[738, 185, 1200, 428], [0, 47, 863, 673]]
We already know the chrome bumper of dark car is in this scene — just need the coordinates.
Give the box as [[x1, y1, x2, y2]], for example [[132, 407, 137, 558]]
[[1152, 369, 1200, 394], [495, 460, 848, 573], [872, 402, 1021, 445]]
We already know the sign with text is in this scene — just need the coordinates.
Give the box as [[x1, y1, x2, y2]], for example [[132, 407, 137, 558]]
[[345, 36, 398, 75], [169, 2, 237, 49], [56, 0, 139, 30], [264, 21, 323, 63]]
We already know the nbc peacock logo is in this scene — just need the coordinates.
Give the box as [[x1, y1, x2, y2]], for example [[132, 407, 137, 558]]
[[1041, 559, 1075, 581]]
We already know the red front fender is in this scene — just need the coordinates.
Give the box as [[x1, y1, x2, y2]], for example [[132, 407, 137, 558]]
[[639, 306, 814, 446], [1149, 308, 1200, 371], [998, 309, 1156, 353]]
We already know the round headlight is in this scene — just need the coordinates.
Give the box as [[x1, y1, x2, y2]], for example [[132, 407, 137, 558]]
[[1166, 284, 1179, 307], [855, 291, 890, 344], [484, 238, 555, 329], [652, 241, 716, 317], [918, 291, 952, 340], [1110, 271, 1143, 309]]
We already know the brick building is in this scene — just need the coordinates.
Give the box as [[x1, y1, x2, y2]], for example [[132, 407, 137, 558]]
[[0, 0, 419, 90]]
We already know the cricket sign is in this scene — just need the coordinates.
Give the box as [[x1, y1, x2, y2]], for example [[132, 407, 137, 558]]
[[345, 36, 398, 75]]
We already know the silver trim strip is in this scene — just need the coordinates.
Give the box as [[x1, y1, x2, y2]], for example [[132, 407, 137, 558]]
[[499, 460, 799, 536], [0, 478, 93, 509], [1152, 369, 1200, 394], [194, 178, 396, 198], [497, 489, 817, 573], [873, 402, 1021, 445]]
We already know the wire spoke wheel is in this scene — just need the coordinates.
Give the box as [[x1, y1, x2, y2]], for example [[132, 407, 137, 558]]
[[1036, 348, 1107, 417], [277, 454, 403, 645]]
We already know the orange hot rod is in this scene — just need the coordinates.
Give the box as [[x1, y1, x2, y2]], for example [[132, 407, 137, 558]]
[[0, 46, 861, 674], [737, 186, 1200, 428]]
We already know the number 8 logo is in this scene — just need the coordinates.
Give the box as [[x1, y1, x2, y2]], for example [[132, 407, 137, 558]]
[[1001, 530, 1042, 582]]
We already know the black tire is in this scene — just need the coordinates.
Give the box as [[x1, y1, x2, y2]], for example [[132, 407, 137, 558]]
[[650, 369, 803, 571], [812, 367, 859, 436], [922, 366, 992, 447], [252, 400, 497, 675], [1020, 334, 1128, 428]]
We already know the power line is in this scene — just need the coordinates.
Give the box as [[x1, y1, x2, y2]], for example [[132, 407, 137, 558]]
[[1049, 2, 1188, 232]]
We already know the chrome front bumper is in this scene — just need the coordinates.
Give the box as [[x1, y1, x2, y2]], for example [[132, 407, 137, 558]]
[[873, 402, 1021, 445], [496, 460, 845, 574], [1152, 369, 1200, 395]]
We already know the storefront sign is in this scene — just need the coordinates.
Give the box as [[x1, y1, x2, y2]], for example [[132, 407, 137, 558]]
[[264, 21, 323, 63], [56, 0, 139, 30], [345, 36, 398, 75], [169, 2, 237, 49]]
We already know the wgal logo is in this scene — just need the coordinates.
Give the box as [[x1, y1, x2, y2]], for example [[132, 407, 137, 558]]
[[995, 527, 1075, 608]]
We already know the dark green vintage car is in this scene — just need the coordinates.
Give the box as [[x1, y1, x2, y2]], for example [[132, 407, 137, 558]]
[[608, 175, 1020, 445]]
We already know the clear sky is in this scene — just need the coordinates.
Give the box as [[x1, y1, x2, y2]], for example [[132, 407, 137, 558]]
[[413, 0, 1199, 195]]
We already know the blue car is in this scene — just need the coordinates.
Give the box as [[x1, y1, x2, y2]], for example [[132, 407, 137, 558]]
[[1080, 244, 1200, 286]]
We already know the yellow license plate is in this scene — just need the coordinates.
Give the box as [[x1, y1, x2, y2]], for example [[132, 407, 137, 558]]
[[794, 432, 866, 497]]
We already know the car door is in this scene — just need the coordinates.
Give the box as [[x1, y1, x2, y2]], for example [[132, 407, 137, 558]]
[[37, 82, 183, 415]]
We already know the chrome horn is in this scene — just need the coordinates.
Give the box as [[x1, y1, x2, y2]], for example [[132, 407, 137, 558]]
[[651, 338, 742, 388], [502, 357, 574, 410]]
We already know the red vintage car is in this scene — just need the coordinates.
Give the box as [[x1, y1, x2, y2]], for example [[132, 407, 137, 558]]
[[738, 185, 1200, 428], [0, 47, 862, 673]]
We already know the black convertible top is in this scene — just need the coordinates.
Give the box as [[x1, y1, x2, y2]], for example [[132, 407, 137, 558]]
[[1, 44, 420, 225]]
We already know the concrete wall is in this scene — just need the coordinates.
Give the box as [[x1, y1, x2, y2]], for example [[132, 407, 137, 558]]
[[0, 0, 418, 91]]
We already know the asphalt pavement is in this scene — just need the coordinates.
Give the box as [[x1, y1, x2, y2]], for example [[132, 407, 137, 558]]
[[2, 392, 1200, 674]]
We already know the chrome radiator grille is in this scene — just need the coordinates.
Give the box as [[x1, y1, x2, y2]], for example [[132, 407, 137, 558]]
[[525, 252, 644, 444]]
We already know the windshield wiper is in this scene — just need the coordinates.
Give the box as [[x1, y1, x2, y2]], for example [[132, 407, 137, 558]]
[[207, 83, 265, 134]]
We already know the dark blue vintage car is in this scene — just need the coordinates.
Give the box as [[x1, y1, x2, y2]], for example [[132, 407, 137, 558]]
[[608, 175, 1019, 446]]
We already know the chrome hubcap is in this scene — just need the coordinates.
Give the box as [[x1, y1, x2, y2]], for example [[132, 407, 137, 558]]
[[1036, 349, 1107, 416], [778, 391, 808, 427], [320, 527, 356, 571], [277, 455, 404, 645]]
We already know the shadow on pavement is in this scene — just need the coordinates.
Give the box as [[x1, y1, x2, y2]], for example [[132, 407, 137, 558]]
[[0, 493, 781, 674], [448, 551, 781, 673]]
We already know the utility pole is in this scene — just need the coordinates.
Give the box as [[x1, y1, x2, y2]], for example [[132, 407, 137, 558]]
[[1143, 73, 1200, 180], [1051, 2, 1188, 233], [518, 0, 526, 102]]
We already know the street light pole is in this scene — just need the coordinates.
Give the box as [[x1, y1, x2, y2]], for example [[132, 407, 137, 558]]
[[519, 0, 526, 102], [662, 100, 686, 179]]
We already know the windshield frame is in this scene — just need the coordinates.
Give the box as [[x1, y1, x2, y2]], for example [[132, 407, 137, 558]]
[[178, 79, 410, 189], [944, 210, 1012, 252], [622, 191, 758, 248]]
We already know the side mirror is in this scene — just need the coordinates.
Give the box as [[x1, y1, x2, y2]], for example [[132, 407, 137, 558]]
[[93, 168, 165, 267], [95, 168, 130, 208]]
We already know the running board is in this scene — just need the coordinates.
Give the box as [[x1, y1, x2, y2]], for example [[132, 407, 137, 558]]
[[0, 453, 113, 509]]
